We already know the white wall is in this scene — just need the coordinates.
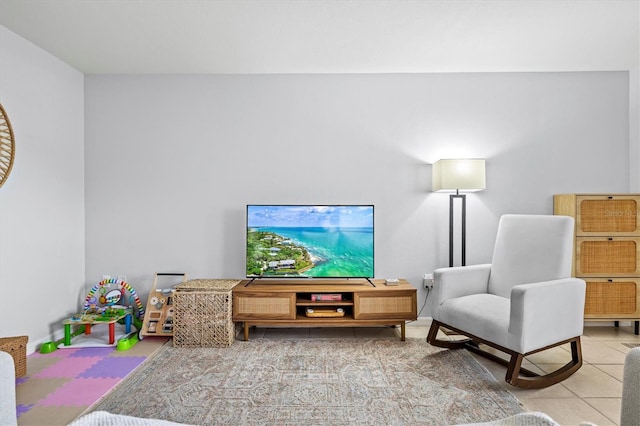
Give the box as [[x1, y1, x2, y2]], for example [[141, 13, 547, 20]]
[[631, 67, 639, 192], [0, 25, 632, 352], [84, 72, 629, 313], [0, 26, 85, 353]]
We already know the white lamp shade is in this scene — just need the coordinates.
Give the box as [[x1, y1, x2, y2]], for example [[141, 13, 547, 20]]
[[432, 159, 486, 192]]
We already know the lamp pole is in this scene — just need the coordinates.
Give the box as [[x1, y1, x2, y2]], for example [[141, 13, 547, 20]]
[[449, 190, 466, 267]]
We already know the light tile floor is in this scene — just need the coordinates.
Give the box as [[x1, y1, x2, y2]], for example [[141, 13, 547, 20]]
[[252, 320, 639, 426]]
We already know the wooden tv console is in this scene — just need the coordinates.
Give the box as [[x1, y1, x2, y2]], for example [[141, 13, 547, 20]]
[[232, 278, 417, 341]]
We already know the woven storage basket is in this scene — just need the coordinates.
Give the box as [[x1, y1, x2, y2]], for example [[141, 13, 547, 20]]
[[173, 279, 240, 348], [0, 335, 28, 377]]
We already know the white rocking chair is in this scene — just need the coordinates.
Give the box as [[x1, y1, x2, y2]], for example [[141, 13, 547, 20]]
[[428, 214, 586, 388]]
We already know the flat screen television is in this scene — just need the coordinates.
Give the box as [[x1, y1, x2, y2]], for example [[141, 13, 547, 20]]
[[246, 205, 374, 278]]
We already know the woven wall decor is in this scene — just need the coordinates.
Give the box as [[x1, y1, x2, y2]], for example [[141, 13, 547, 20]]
[[0, 102, 16, 188]]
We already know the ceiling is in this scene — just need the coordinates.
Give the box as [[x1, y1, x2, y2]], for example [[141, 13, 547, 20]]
[[0, 0, 638, 75]]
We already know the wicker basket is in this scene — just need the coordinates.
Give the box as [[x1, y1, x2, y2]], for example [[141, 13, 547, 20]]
[[0, 335, 28, 377], [173, 279, 241, 348]]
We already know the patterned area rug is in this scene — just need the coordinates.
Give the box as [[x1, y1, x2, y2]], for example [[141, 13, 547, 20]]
[[623, 342, 640, 348], [89, 338, 523, 425]]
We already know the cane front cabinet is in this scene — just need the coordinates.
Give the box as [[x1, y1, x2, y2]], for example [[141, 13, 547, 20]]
[[554, 194, 640, 334]]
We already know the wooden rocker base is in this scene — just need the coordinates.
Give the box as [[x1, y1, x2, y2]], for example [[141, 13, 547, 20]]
[[427, 320, 583, 389]]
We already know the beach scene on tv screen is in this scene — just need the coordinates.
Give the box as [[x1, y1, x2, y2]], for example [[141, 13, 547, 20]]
[[246, 205, 374, 278]]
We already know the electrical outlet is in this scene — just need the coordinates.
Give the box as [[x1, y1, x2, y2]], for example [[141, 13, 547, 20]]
[[423, 273, 434, 289]]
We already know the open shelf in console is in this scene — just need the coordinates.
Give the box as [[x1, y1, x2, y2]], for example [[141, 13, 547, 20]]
[[296, 305, 353, 319], [296, 292, 354, 306], [296, 292, 354, 318]]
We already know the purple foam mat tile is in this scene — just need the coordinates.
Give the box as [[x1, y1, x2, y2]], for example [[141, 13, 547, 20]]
[[78, 356, 146, 378], [68, 346, 115, 358], [16, 403, 35, 417], [16, 377, 72, 407], [32, 356, 102, 379], [26, 353, 67, 377], [38, 377, 121, 407]]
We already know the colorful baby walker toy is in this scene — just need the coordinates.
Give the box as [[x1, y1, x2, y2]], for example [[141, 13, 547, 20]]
[[40, 277, 146, 354]]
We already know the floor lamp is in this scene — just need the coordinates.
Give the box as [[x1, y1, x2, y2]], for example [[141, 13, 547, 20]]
[[432, 159, 486, 267]]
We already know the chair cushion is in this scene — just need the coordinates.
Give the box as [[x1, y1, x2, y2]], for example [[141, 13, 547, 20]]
[[438, 293, 511, 349], [456, 411, 560, 426], [69, 411, 194, 425], [488, 215, 574, 298]]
